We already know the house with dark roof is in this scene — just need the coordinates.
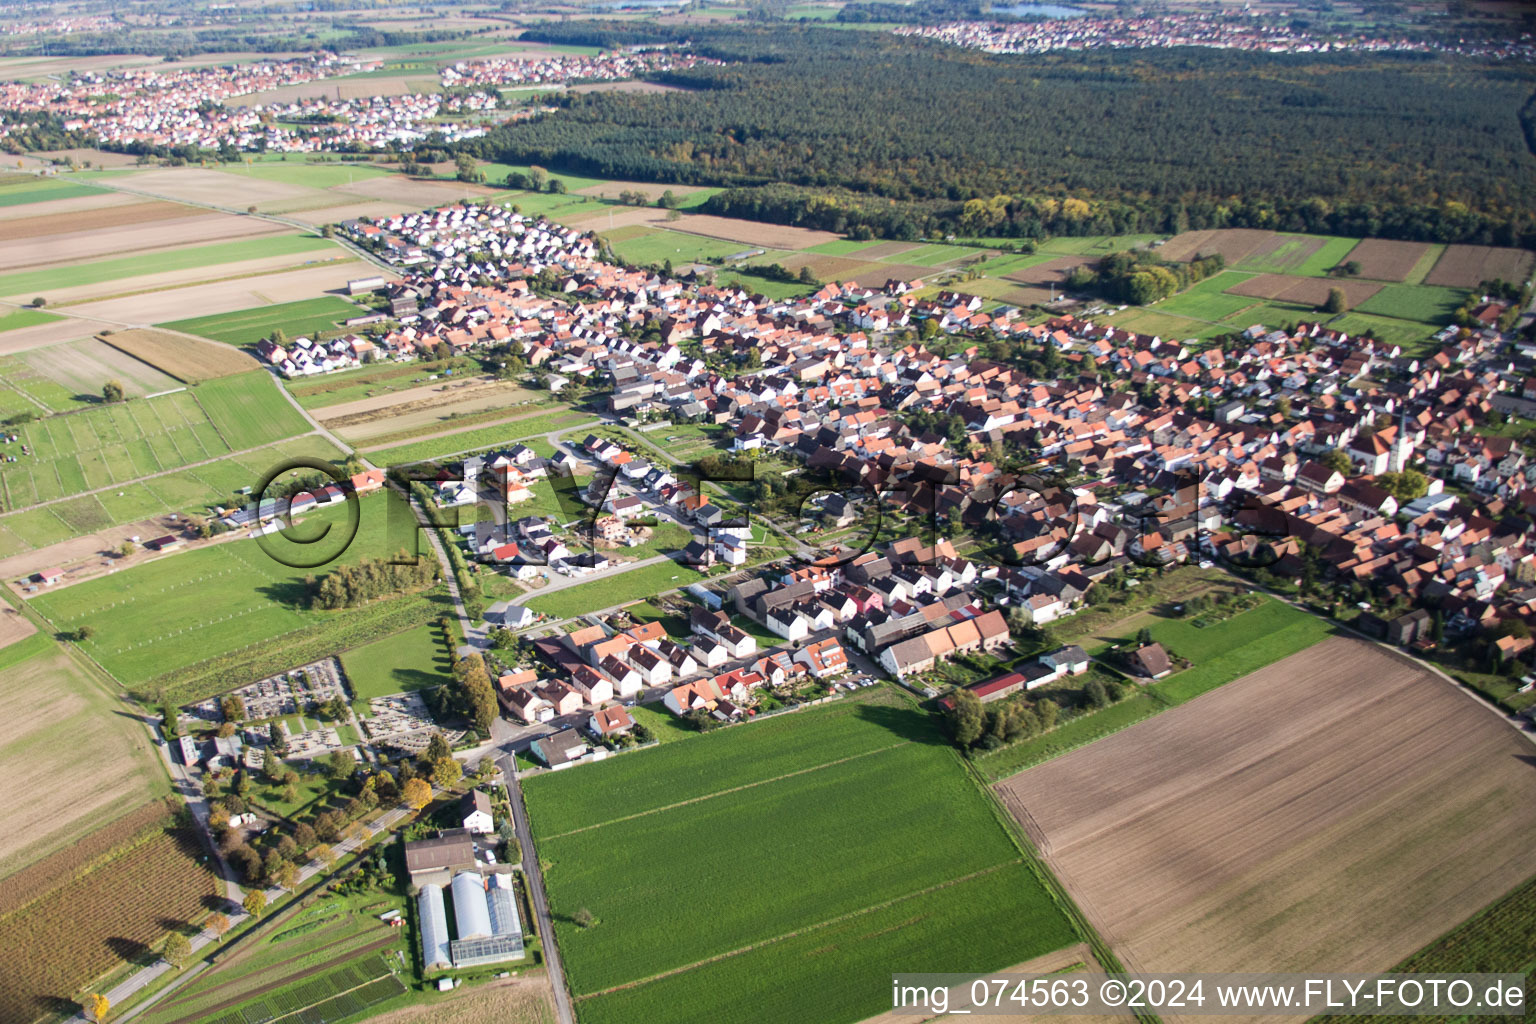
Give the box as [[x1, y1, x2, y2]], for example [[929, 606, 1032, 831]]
[[1127, 642, 1173, 679]]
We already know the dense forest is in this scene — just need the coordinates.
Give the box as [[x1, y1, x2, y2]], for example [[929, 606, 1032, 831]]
[[469, 25, 1536, 245]]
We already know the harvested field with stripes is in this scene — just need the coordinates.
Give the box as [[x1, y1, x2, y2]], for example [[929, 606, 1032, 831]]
[[999, 637, 1536, 1023]]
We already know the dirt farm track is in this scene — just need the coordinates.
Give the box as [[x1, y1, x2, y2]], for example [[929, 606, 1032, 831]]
[[999, 637, 1536, 1023]]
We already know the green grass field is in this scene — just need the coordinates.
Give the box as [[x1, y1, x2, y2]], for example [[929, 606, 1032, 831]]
[[192, 371, 312, 448], [218, 162, 391, 188], [1232, 234, 1345, 275], [976, 598, 1335, 780], [1149, 271, 1261, 322], [0, 235, 337, 298], [525, 687, 1077, 1021], [160, 296, 365, 348], [0, 434, 344, 550], [0, 178, 105, 208], [607, 228, 787, 267], [363, 409, 599, 465], [340, 623, 451, 699], [1354, 283, 1468, 325], [1293, 235, 1363, 277], [1324, 310, 1438, 350], [27, 491, 439, 690], [0, 307, 62, 333], [523, 558, 693, 619], [0, 390, 231, 510]]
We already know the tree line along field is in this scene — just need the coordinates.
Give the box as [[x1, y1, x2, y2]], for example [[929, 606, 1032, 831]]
[[523, 686, 1079, 1024], [0, 371, 311, 513], [25, 490, 448, 700], [0, 798, 216, 1024]]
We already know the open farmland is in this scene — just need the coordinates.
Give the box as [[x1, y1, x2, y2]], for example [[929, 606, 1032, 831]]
[[26, 492, 449, 701], [1339, 238, 1436, 282], [162, 296, 366, 348], [96, 329, 261, 382], [0, 389, 233, 511], [997, 636, 1536, 1019], [191, 371, 312, 448], [0, 799, 216, 1024], [1157, 228, 1276, 265], [1423, 244, 1536, 289], [975, 596, 1333, 779], [66, 262, 367, 327], [0, 636, 171, 876], [525, 687, 1078, 1024], [0, 433, 346, 568], [0, 210, 289, 276], [19, 337, 182, 402], [1224, 273, 1383, 308], [0, 176, 105, 208], [0, 235, 337, 300]]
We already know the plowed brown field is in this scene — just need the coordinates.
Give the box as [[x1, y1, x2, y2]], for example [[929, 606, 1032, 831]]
[[1339, 238, 1432, 282], [999, 636, 1536, 1023], [1225, 273, 1383, 307], [1424, 245, 1536, 289]]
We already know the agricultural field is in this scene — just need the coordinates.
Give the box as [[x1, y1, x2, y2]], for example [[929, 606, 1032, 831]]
[[360, 977, 555, 1024], [1423, 244, 1535, 289], [363, 409, 599, 466], [1327, 871, 1536, 1024], [0, 635, 170, 876], [524, 687, 1078, 1024], [320, 378, 555, 447], [1339, 238, 1438, 282], [161, 296, 367, 348], [0, 176, 105, 208], [0, 307, 61, 333], [998, 637, 1536, 995], [25, 490, 447, 696], [140, 889, 408, 1024], [95, 328, 261, 383], [0, 234, 337, 300], [340, 622, 452, 700], [284, 358, 476, 410], [0, 799, 216, 1024], [975, 597, 1334, 780], [1354, 283, 1469, 325], [0, 432, 346, 560], [191, 371, 312, 448], [0, 389, 232, 511]]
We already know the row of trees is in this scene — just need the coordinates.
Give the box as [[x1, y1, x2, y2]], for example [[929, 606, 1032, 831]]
[[307, 556, 437, 610]]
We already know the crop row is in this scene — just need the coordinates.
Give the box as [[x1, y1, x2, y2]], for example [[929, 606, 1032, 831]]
[[577, 862, 1077, 1024], [523, 690, 929, 836], [0, 825, 215, 1024], [544, 737, 1022, 994], [199, 956, 394, 1024]]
